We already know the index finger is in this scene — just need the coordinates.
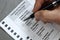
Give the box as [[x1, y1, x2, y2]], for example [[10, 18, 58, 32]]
[[33, 0, 52, 13], [33, 0, 44, 12]]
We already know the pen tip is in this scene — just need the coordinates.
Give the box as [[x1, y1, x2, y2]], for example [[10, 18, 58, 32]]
[[24, 13, 34, 21], [23, 17, 30, 21]]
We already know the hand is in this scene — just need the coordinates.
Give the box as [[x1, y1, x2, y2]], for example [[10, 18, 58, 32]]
[[33, 0, 60, 24]]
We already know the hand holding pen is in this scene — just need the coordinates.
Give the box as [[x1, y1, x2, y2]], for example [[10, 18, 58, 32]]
[[24, 0, 60, 24]]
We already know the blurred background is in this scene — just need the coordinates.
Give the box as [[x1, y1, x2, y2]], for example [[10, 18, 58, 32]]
[[0, 0, 22, 40]]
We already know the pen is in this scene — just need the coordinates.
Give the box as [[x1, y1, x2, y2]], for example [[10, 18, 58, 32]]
[[24, 0, 60, 21]]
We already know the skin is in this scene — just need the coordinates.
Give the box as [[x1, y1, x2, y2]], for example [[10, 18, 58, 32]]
[[33, 0, 60, 24]]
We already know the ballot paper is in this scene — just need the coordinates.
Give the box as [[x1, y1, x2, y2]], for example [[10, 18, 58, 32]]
[[0, 0, 60, 40]]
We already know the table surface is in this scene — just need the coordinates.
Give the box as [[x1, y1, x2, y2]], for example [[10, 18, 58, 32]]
[[0, 0, 22, 40]]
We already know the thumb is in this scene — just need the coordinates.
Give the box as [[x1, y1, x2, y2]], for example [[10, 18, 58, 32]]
[[34, 10, 55, 23]]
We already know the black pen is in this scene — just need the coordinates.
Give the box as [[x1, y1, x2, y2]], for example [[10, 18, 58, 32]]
[[24, 0, 60, 21]]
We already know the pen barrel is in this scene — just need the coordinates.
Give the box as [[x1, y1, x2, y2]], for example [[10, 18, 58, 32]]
[[52, 0, 60, 6], [42, 4, 54, 10], [40, 0, 60, 10], [56, 0, 60, 5]]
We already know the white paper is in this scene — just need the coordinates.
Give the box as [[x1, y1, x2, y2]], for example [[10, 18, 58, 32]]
[[0, 0, 60, 40]]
